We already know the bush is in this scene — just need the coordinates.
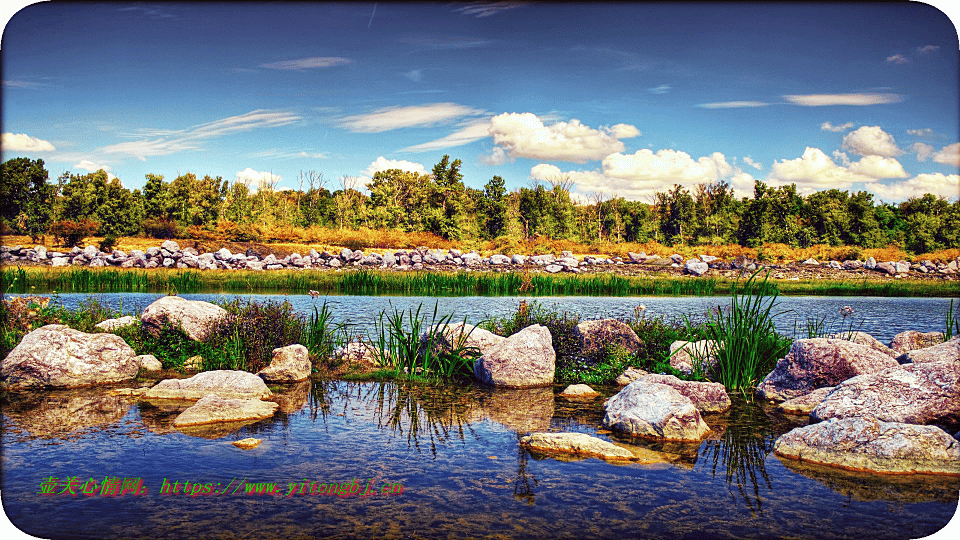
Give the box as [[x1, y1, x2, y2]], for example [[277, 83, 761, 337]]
[[203, 298, 306, 372], [49, 219, 100, 247], [142, 218, 180, 239], [99, 234, 118, 253]]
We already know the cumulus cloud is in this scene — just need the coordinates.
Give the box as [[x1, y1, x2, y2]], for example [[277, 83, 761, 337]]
[[841, 125, 902, 157], [338, 103, 483, 133], [236, 168, 282, 190], [910, 142, 935, 162], [363, 156, 427, 178], [769, 147, 875, 188], [820, 121, 854, 132], [487, 113, 637, 164], [260, 56, 351, 70], [870, 173, 960, 202], [696, 101, 768, 109], [846, 155, 908, 179], [74, 160, 111, 172], [742, 156, 762, 170], [1, 132, 55, 152], [932, 142, 960, 167], [400, 118, 492, 152], [783, 93, 903, 106]]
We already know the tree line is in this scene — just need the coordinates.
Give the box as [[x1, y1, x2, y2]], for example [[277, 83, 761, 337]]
[[2, 155, 959, 254]]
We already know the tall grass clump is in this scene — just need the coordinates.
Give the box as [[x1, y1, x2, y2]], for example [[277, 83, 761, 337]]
[[303, 300, 352, 366], [203, 299, 307, 372], [368, 302, 478, 382], [945, 299, 960, 341], [693, 270, 792, 392]]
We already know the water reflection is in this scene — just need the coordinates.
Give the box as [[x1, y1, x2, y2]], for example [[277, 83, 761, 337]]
[[1, 387, 132, 440]]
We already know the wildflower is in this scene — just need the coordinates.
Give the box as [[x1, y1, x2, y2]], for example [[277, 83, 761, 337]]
[[839, 306, 854, 318], [308, 290, 320, 298]]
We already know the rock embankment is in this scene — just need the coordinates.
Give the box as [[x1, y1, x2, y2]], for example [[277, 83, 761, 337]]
[[3, 241, 958, 279]]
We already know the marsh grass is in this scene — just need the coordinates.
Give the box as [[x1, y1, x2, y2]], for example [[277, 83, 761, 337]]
[[945, 299, 960, 341]]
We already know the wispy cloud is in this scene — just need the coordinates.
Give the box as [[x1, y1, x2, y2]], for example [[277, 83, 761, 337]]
[[260, 56, 352, 70], [886, 54, 909, 65], [783, 93, 903, 106], [400, 118, 493, 152], [907, 128, 934, 136], [250, 149, 331, 160], [402, 69, 423, 82], [399, 35, 492, 52], [886, 45, 940, 65], [820, 121, 854, 132], [647, 84, 671, 95], [338, 103, 484, 133], [452, 2, 527, 18], [3, 79, 49, 89], [101, 109, 300, 160], [1, 132, 56, 152], [696, 101, 768, 109]]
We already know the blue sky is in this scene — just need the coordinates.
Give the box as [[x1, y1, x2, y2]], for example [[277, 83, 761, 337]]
[[2, 1, 959, 203]]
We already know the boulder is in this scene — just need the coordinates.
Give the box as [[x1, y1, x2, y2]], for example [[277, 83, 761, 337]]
[[627, 251, 645, 263], [891, 330, 946, 354], [776, 386, 835, 415], [685, 259, 709, 276], [474, 324, 555, 388], [615, 367, 649, 386], [897, 336, 960, 365], [864, 256, 877, 270], [773, 417, 960, 475], [143, 370, 272, 400], [699, 254, 718, 264], [135, 354, 163, 372], [823, 331, 895, 357], [520, 432, 636, 462], [172, 394, 278, 427], [810, 362, 960, 432], [334, 340, 383, 366], [140, 296, 228, 341], [756, 338, 901, 402], [544, 264, 563, 273], [602, 380, 711, 442], [160, 240, 180, 253], [558, 384, 600, 399], [1, 325, 140, 390], [875, 261, 897, 275], [573, 318, 642, 361], [639, 373, 731, 413], [511, 254, 526, 265], [669, 340, 718, 376], [423, 322, 505, 357], [257, 344, 311, 383], [489, 254, 510, 265], [95, 316, 138, 332]]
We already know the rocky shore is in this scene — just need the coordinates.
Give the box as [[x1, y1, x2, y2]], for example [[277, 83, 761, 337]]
[[2, 240, 958, 281]]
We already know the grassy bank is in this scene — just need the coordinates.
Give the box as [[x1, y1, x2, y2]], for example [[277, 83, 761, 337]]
[[2, 266, 958, 297]]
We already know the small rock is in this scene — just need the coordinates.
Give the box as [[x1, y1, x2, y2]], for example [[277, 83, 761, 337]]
[[520, 432, 636, 462], [257, 344, 311, 383], [173, 394, 278, 427], [233, 437, 262, 449], [559, 384, 600, 398]]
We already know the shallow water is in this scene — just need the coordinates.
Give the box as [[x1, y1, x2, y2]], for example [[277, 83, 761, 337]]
[[1, 381, 958, 540], [16, 292, 959, 343]]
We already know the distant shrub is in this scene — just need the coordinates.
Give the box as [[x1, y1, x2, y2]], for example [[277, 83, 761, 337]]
[[142, 218, 180, 239], [49, 219, 100, 247], [99, 234, 118, 253]]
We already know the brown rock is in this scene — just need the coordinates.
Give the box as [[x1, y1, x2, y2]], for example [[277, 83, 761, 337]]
[[173, 394, 278, 427], [474, 324, 555, 388], [639, 373, 731, 413], [756, 338, 901, 402], [1, 325, 139, 390], [423, 322, 504, 357], [143, 370, 272, 401], [810, 362, 960, 432], [258, 344, 311, 383], [573, 318, 642, 361], [616, 367, 649, 386], [140, 295, 228, 341], [603, 380, 711, 442], [773, 417, 960, 475], [669, 340, 718, 376], [824, 331, 894, 357], [233, 437, 262, 449], [896, 336, 960, 365], [891, 330, 946, 354], [559, 384, 600, 399], [776, 386, 835, 415], [520, 432, 637, 462]]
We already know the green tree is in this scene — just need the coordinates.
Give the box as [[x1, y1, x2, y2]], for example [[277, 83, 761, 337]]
[[0, 157, 53, 241], [480, 175, 508, 239]]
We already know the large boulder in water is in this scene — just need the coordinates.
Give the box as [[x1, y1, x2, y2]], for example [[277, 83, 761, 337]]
[[773, 417, 960, 475], [140, 295, 228, 341], [603, 380, 711, 442], [520, 432, 637, 462], [810, 361, 960, 432], [257, 344, 311, 383], [1, 325, 139, 390], [474, 324, 555, 388], [756, 338, 900, 402], [172, 394, 278, 427], [143, 370, 272, 401], [422, 322, 505, 357], [639, 373, 731, 413], [891, 330, 945, 355], [896, 336, 960, 365]]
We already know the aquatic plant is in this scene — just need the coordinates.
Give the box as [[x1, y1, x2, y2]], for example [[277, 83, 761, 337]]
[[945, 299, 960, 341], [302, 300, 352, 369]]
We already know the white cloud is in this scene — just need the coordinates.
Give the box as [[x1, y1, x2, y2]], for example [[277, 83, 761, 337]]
[[916, 45, 940, 55], [820, 121, 854, 132], [869, 173, 960, 202], [452, 2, 526, 18], [400, 118, 492, 152], [742, 156, 762, 170], [603, 123, 641, 139], [907, 128, 934, 136], [846, 155, 908, 179], [886, 54, 909, 65], [338, 103, 483, 133], [932, 142, 960, 167], [402, 69, 422, 82], [487, 113, 636, 164], [769, 147, 874, 188], [647, 84, 671, 94], [696, 101, 768, 109], [74, 160, 110, 172], [910, 142, 935, 162], [236, 168, 282, 190], [841, 125, 902, 157], [783, 93, 903, 106], [1, 132, 56, 152], [260, 56, 351, 70], [363, 156, 427, 178], [100, 139, 199, 161]]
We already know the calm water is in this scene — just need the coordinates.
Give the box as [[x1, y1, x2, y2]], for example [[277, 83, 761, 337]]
[[16, 292, 960, 343], [1, 380, 957, 540], [2, 293, 959, 539]]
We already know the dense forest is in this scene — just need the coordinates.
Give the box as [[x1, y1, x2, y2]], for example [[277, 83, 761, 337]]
[[2, 155, 959, 255]]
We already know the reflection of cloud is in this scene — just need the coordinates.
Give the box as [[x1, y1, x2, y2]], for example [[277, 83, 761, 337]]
[[783, 93, 903, 106], [1, 132, 55, 152]]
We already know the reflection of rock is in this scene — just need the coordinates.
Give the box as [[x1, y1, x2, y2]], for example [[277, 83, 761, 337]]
[[258, 344, 311, 383], [173, 394, 278, 427], [269, 380, 311, 413], [174, 419, 269, 439], [521, 432, 636, 462], [603, 381, 711, 442], [140, 295, 228, 341], [776, 455, 960, 503], [143, 370, 272, 400], [774, 417, 960, 475], [1, 388, 131, 438], [136, 400, 193, 435], [477, 386, 555, 432], [1, 324, 139, 390]]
